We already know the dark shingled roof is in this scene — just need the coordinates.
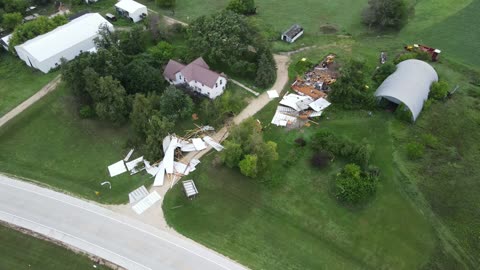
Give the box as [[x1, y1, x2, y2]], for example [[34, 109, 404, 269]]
[[283, 24, 303, 39], [163, 57, 226, 88]]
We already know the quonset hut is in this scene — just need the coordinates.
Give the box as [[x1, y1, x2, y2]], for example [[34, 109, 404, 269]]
[[375, 59, 438, 121]]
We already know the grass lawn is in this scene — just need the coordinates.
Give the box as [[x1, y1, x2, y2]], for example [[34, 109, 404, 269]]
[[164, 103, 436, 269], [0, 224, 110, 270], [0, 53, 58, 117], [0, 83, 153, 204]]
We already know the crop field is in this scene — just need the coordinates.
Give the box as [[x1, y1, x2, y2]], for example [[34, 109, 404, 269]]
[[0, 224, 110, 270], [0, 53, 58, 117]]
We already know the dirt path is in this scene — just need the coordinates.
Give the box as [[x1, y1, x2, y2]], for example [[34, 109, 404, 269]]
[[0, 75, 61, 129], [108, 54, 290, 229]]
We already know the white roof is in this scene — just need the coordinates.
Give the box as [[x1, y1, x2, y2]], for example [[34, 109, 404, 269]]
[[15, 13, 112, 62], [132, 191, 161, 214], [309, 98, 331, 112], [115, 0, 146, 12], [271, 110, 297, 126], [375, 59, 438, 121], [267, 90, 279, 99], [279, 94, 313, 111], [1, 34, 12, 45], [108, 160, 127, 177]]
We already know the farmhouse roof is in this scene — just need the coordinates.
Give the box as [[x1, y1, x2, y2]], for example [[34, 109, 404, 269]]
[[163, 59, 185, 81], [163, 57, 226, 88], [14, 13, 112, 62], [375, 59, 438, 121], [115, 0, 146, 12]]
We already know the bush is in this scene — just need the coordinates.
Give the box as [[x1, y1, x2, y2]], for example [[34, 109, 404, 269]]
[[294, 137, 306, 147], [421, 133, 439, 149], [372, 63, 396, 85], [156, 0, 175, 8], [429, 81, 449, 100], [79, 105, 95, 119], [406, 142, 425, 160], [293, 59, 314, 76], [310, 151, 331, 169], [395, 103, 413, 123], [362, 0, 409, 31], [226, 0, 256, 15], [394, 51, 430, 64], [334, 163, 379, 204]]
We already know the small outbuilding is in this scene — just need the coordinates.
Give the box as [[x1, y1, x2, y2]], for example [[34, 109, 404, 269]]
[[115, 0, 147, 23], [281, 24, 303, 43], [375, 59, 438, 121]]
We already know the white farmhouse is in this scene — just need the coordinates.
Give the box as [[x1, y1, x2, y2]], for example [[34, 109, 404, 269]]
[[14, 13, 113, 73], [163, 57, 227, 99], [115, 0, 147, 23]]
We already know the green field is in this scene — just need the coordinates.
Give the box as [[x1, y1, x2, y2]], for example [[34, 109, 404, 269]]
[[0, 84, 152, 204], [164, 102, 437, 269], [0, 224, 110, 270], [0, 53, 58, 116]]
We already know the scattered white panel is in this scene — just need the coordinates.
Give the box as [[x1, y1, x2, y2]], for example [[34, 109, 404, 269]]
[[180, 143, 197, 152], [190, 159, 201, 167], [271, 111, 297, 126], [144, 160, 161, 177], [267, 90, 279, 99], [132, 191, 161, 215], [309, 98, 331, 112], [309, 111, 323, 117], [153, 162, 165, 186], [162, 135, 171, 154], [174, 162, 189, 175], [164, 137, 177, 174], [201, 126, 215, 131], [203, 136, 224, 151], [128, 185, 149, 204], [125, 156, 144, 171], [279, 94, 313, 111], [108, 160, 127, 177], [192, 138, 207, 151], [182, 180, 199, 197], [123, 148, 134, 162]]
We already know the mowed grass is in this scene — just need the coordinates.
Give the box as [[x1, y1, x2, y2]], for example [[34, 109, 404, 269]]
[[0, 53, 58, 116], [164, 101, 435, 270], [0, 84, 152, 204], [0, 224, 110, 270]]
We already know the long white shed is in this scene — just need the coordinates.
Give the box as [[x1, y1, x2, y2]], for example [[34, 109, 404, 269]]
[[115, 0, 148, 23], [14, 13, 113, 73]]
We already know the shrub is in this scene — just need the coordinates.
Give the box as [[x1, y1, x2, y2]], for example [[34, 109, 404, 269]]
[[293, 59, 314, 76], [294, 137, 306, 147], [79, 105, 95, 119], [395, 103, 413, 123], [310, 151, 331, 169], [429, 81, 449, 100], [406, 142, 425, 160], [334, 163, 379, 204], [394, 51, 430, 64], [226, 0, 256, 15], [421, 133, 439, 149], [362, 0, 409, 31], [372, 63, 396, 85]]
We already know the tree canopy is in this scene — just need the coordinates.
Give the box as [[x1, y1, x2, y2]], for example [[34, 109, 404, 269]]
[[334, 163, 379, 204], [362, 0, 409, 31], [156, 0, 175, 8], [226, 0, 256, 15], [2, 12, 21, 31]]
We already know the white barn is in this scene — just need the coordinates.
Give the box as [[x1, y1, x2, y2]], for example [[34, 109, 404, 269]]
[[115, 0, 147, 23], [14, 13, 113, 73], [163, 57, 227, 99], [281, 24, 304, 43], [375, 59, 438, 121]]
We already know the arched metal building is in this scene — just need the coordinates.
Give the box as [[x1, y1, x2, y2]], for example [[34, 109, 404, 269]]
[[375, 59, 438, 121]]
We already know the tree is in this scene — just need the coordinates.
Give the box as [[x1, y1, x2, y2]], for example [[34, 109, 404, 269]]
[[156, 0, 175, 8], [144, 115, 174, 161], [2, 0, 27, 14], [2, 12, 22, 31], [61, 53, 94, 99], [148, 41, 174, 63], [220, 141, 243, 168], [159, 86, 194, 121], [335, 163, 378, 204], [90, 76, 129, 124], [188, 11, 258, 69], [311, 151, 331, 169], [119, 26, 146, 55], [429, 81, 449, 100], [362, 0, 409, 31], [239, 154, 258, 178], [372, 62, 396, 85], [130, 93, 161, 138], [121, 58, 165, 94], [329, 59, 376, 109], [94, 24, 120, 51], [226, 0, 256, 15], [255, 49, 276, 88]]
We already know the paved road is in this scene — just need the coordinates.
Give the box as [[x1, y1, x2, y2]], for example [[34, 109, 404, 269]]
[[0, 174, 248, 270]]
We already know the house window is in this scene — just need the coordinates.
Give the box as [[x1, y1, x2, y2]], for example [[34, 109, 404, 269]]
[[223, 86, 225, 90], [179, 75, 182, 80], [220, 79, 223, 85], [215, 83, 218, 88]]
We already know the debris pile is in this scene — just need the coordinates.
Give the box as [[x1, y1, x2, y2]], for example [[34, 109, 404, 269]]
[[291, 54, 338, 99], [271, 94, 331, 128]]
